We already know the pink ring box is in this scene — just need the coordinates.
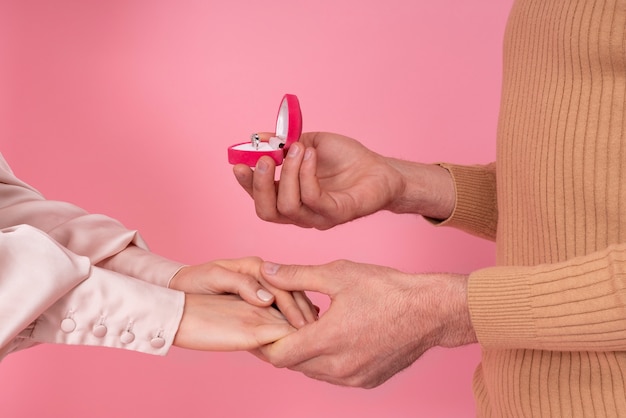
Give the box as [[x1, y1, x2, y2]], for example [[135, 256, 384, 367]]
[[228, 94, 302, 166]]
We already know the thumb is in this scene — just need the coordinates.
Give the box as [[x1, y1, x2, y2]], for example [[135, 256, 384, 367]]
[[261, 262, 334, 295]]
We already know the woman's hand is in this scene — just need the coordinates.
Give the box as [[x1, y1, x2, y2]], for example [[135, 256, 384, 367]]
[[173, 294, 297, 351], [169, 257, 317, 328]]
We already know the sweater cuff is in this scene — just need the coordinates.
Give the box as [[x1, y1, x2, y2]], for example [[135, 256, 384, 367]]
[[468, 266, 536, 347], [432, 163, 497, 241]]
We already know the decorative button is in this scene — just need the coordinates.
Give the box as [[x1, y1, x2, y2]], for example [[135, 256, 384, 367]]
[[150, 337, 166, 349], [92, 324, 107, 338], [120, 330, 135, 344], [61, 318, 76, 333]]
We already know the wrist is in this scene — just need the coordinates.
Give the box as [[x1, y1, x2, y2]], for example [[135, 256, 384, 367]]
[[384, 158, 455, 220], [167, 264, 190, 289], [436, 274, 477, 348]]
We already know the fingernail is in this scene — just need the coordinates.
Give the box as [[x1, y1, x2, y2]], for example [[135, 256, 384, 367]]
[[263, 262, 280, 275], [287, 144, 300, 158], [256, 289, 273, 302], [256, 159, 268, 173], [304, 148, 313, 160]]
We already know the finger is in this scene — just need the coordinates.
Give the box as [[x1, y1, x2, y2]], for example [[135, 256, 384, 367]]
[[254, 323, 298, 347], [248, 347, 268, 363], [252, 156, 283, 222], [200, 266, 276, 307], [212, 256, 263, 276], [299, 147, 345, 225], [275, 143, 322, 227], [276, 143, 305, 213], [293, 291, 319, 323], [233, 164, 254, 198], [260, 322, 323, 369], [297, 132, 320, 148], [295, 145, 348, 229], [256, 132, 275, 141], [257, 273, 308, 328], [272, 290, 307, 329], [298, 147, 323, 206], [261, 262, 337, 295], [298, 146, 341, 224], [209, 258, 278, 306]]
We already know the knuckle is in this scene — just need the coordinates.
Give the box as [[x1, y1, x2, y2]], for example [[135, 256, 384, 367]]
[[276, 200, 298, 217], [338, 368, 376, 389], [308, 132, 323, 145], [360, 380, 380, 390], [326, 360, 361, 387], [240, 256, 263, 266], [251, 179, 267, 194], [328, 259, 352, 272], [268, 357, 289, 369], [250, 255, 264, 264], [241, 275, 257, 287], [300, 191, 318, 207], [314, 223, 332, 231], [255, 207, 275, 222]]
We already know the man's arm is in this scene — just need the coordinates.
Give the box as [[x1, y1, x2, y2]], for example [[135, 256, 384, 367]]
[[234, 132, 497, 240]]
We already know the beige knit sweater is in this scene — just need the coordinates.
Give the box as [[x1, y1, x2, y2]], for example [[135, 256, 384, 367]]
[[441, 0, 626, 416]]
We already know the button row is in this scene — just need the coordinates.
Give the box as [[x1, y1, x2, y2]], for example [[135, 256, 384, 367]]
[[60, 317, 166, 348]]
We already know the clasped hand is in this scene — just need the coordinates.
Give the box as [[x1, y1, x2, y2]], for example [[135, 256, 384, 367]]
[[170, 257, 318, 352], [253, 260, 475, 388]]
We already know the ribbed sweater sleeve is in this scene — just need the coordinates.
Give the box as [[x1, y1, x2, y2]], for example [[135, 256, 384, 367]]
[[470, 242, 626, 351]]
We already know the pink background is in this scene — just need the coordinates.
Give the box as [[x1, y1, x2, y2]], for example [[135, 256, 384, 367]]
[[0, 0, 513, 417]]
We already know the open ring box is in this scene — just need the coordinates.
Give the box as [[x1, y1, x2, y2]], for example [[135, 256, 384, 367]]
[[228, 94, 302, 166]]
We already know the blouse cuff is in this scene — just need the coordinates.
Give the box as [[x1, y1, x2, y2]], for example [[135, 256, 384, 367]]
[[31, 266, 185, 356]]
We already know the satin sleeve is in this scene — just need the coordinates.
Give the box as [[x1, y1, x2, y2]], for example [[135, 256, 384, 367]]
[[0, 153, 183, 286], [0, 225, 184, 360]]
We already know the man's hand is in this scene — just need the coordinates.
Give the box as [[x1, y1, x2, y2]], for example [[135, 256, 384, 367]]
[[233, 132, 406, 230], [255, 260, 476, 388], [234, 132, 456, 229]]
